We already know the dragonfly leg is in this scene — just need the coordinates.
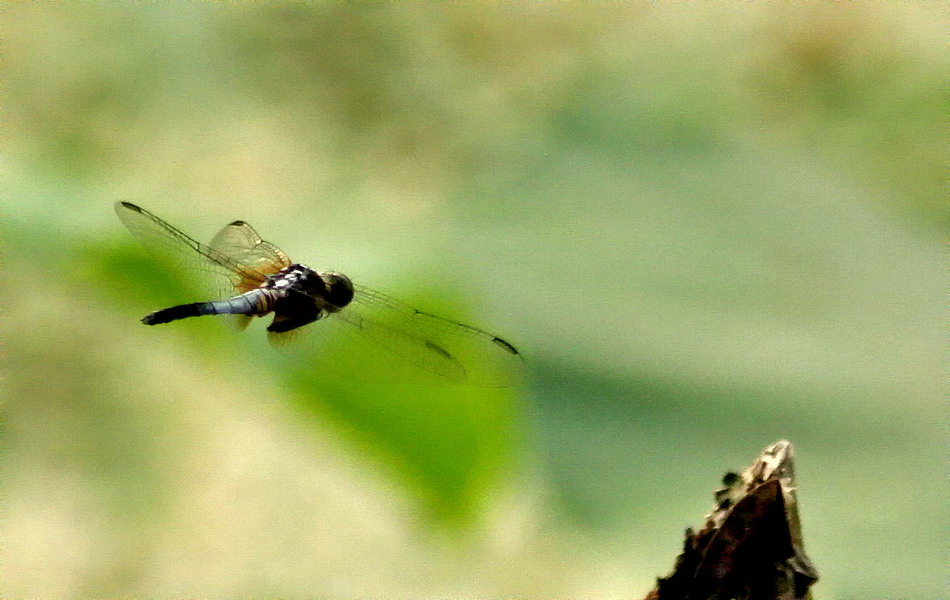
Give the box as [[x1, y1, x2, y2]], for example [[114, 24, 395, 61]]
[[267, 309, 320, 333]]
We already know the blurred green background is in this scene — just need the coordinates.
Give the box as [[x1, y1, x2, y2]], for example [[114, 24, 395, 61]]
[[3, 3, 944, 598]]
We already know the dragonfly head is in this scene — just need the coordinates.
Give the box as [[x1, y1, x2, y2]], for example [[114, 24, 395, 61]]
[[322, 271, 354, 310]]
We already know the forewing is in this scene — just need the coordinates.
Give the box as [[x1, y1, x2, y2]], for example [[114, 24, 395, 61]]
[[114, 201, 268, 298], [327, 284, 524, 386], [210, 221, 291, 293]]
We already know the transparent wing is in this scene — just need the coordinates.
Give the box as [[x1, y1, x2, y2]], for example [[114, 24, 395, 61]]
[[115, 202, 280, 297], [209, 220, 291, 293], [323, 284, 524, 386]]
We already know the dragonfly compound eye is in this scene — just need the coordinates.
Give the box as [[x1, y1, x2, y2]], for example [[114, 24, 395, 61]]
[[322, 272, 354, 309]]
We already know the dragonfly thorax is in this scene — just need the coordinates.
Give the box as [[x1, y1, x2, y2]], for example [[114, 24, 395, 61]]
[[266, 264, 354, 312]]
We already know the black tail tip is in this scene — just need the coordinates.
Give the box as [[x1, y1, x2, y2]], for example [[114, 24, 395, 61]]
[[141, 313, 160, 325]]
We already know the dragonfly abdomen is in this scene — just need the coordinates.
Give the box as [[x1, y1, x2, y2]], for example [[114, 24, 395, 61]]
[[142, 288, 281, 325]]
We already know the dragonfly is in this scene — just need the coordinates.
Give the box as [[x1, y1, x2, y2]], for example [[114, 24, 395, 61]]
[[115, 201, 522, 386]]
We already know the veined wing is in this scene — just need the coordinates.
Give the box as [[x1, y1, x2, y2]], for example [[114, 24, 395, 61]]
[[210, 220, 291, 293], [327, 284, 524, 386], [115, 202, 286, 295]]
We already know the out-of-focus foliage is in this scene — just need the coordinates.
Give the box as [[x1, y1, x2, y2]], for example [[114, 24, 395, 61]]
[[3, 3, 944, 598]]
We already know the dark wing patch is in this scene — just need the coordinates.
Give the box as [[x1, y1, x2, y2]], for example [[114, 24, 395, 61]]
[[491, 336, 520, 356]]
